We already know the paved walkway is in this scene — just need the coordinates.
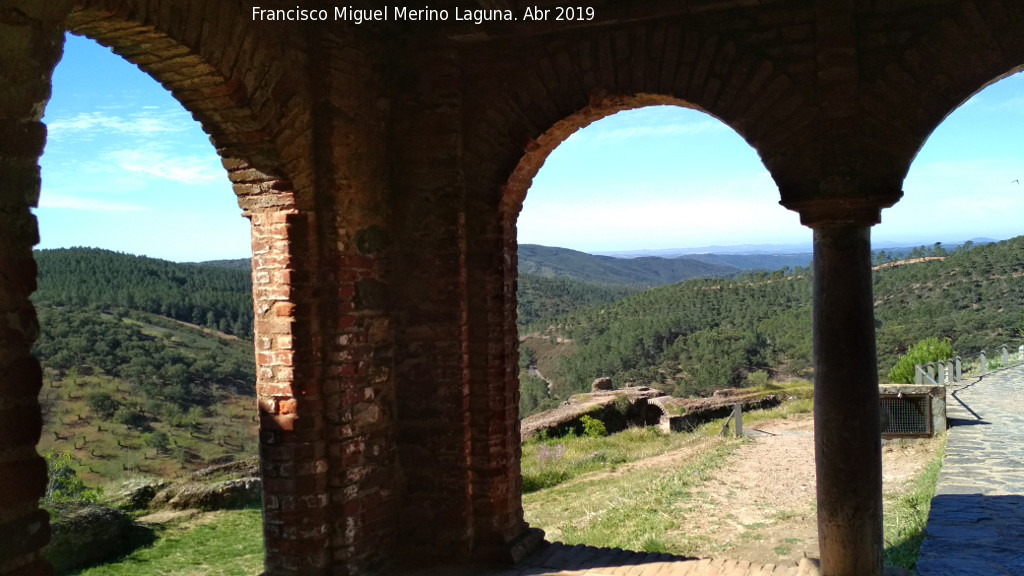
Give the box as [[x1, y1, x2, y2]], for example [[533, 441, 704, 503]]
[[916, 365, 1024, 575]]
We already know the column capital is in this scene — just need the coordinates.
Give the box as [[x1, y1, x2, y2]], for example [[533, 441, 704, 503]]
[[782, 193, 901, 229]]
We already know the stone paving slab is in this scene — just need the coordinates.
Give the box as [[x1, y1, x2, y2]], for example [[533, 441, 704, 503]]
[[917, 366, 1024, 575]]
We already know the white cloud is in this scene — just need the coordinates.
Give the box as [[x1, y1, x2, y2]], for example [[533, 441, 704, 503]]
[[106, 148, 223, 184], [47, 109, 189, 141], [38, 193, 147, 212]]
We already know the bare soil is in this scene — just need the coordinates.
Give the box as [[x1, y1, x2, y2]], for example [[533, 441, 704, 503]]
[[664, 412, 942, 566]]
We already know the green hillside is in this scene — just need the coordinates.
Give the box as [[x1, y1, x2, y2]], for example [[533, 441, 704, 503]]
[[523, 237, 1024, 409], [518, 244, 737, 287], [517, 274, 642, 326], [34, 305, 257, 484], [32, 249, 258, 484]]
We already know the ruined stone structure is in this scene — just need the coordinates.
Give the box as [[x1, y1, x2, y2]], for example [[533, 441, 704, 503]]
[[2, 1, 1023, 575]]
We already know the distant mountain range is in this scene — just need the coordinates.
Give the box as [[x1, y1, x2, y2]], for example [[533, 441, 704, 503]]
[[595, 243, 814, 257], [198, 240, 999, 291], [595, 238, 998, 259], [518, 244, 812, 287], [518, 244, 736, 287]]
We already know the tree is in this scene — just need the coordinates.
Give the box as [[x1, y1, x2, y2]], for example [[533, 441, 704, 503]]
[[143, 430, 171, 452], [86, 391, 121, 420]]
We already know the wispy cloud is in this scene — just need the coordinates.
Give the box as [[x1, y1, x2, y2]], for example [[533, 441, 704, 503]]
[[47, 109, 189, 141], [107, 148, 223, 184], [38, 193, 147, 212]]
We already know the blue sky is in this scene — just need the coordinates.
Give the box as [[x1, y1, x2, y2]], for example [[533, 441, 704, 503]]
[[38, 33, 1024, 261], [39, 35, 250, 262]]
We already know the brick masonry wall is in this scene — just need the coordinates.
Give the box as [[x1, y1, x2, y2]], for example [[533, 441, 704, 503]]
[[389, 42, 478, 564], [313, 27, 399, 575]]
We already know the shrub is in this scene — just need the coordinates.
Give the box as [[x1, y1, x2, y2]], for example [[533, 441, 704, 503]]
[[887, 337, 953, 383], [745, 370, 770, 388], [580, 414, 608, 438], [43, 451, 101, 506]]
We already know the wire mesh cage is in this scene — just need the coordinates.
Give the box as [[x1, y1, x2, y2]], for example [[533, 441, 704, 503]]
[[880, 394, 932, 437]]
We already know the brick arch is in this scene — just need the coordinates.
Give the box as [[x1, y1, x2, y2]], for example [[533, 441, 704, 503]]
[[64, 1, 302, 191], [448, 22, 807, 565], [861, 0, 1024, 186], [469, 23, 803, 214], [501, 94, 745, 220], [15, 4, 326, 575]]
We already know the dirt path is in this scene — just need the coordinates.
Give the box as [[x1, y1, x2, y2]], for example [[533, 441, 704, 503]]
[[664, 412, 942, 566]]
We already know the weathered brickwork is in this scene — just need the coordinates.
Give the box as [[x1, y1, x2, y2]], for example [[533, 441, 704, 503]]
[[2, 1, 1024, 575], [0, 3, 72, 574]]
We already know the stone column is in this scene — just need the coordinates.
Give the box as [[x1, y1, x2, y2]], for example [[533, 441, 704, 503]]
[[0, 3, 71, 575], [811, 221, 883, 575]]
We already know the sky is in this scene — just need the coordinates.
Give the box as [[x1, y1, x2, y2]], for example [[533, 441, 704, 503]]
[[37, 33, 1024, 261], [39, 34, 250, 262]]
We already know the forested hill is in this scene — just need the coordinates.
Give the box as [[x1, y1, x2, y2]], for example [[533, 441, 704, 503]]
[[518, 244, 737, 286], [34, 248, 253, 337], [517, 274, 642, 326], [195, 258, 251, 271], [523, 237, 1024, 411]]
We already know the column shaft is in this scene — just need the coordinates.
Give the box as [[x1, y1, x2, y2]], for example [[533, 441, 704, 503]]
[[812, 224, 883, 576]]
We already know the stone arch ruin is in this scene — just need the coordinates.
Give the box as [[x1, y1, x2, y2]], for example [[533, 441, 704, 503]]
[[3, 2, 1024, 575]]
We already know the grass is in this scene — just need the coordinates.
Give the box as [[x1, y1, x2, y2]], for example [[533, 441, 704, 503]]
[[522, 384, 815, 494], [525, 395, 946, 566], [882, 433, 946, 571], [740, 397, 814, 426], [70, 509, 264, 576], [526, 436, 739, 555], [522, 426, 704, 493], [522, 398, 820, 556]]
